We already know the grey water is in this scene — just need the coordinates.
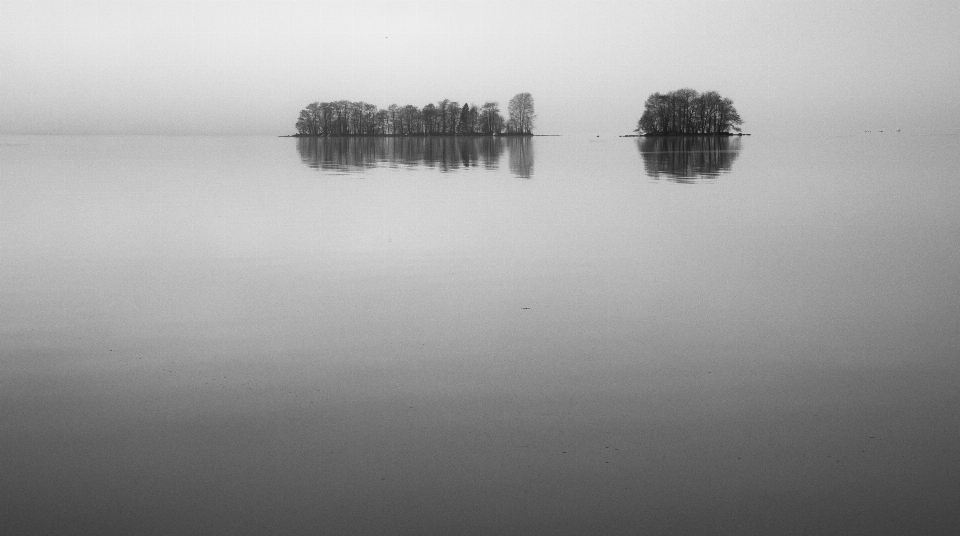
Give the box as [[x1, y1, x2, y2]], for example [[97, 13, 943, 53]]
[[2, 133, 958, 534]]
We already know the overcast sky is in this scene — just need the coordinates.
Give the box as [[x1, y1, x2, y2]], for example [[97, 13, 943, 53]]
[[2, 0, 958, 136]]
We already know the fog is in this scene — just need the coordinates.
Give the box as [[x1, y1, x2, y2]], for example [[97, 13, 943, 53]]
[[2, 1, 958, 136]]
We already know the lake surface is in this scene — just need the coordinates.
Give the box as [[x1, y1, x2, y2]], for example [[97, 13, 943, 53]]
[[2, 133, 959, 534]]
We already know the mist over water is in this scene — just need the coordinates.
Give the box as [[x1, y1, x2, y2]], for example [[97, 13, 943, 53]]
[[2, 133, 959, 534]]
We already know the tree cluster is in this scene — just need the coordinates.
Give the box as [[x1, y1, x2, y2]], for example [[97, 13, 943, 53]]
[[636, 89, 743, 135], [295, 93, 535, 136]]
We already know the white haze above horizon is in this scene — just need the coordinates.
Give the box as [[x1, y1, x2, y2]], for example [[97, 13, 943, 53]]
[[2, 0, 958, 136]]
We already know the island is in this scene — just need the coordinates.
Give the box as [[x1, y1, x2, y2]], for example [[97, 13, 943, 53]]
[[635, 89, 744, 136], [289, 93, 535, 137]]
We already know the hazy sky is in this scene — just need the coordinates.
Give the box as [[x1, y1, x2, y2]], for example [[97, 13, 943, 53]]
[[2, 0, 958, 135]]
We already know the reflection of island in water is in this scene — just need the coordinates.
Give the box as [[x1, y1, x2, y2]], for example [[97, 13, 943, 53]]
[[636, 136, 742, 183], [296, 136, 534, 178]]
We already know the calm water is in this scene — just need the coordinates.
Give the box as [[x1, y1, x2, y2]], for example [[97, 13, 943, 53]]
[[2, 133, 959, 534]]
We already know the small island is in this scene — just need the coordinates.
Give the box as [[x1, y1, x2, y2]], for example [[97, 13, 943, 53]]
[[635, 89, 744, 136], [290, 93, 535, 137]]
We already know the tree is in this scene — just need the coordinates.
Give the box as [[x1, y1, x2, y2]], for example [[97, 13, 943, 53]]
[[635, 89, 743, 135], [459, 103, 471, 134], [718, 97, 743, 133], [479, 102, 503, 134], [293, 95, 521, 136], [507, 93, 535, 134], [446, 101, 461, 134], [295, 102, 325, 135], [375, 109, 389, 135], [437, 99, 450, 134], [468, 105, 479, 134], [402, 105, 421, 135]]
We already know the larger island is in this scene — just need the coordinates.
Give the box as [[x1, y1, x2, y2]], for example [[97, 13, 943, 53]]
[[292, 93, 536, 136]]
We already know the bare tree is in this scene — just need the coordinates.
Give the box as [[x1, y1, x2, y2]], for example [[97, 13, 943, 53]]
[[479, 102, 503, 134], [422, 103, 438, 135], [437, 99, 450, 134], [459, 103, 471, 134], [507, 93, 535, 134], [446, 101, 461, 134], [293, 95, 523, 136], [635, 89, 743, 135], [295, 102, 322, 135]]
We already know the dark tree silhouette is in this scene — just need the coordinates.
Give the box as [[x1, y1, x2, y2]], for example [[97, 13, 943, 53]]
[[459, 103, 471, 134], [479, 102, 504, 135], [636, 89, 743, 135], [293, 96, 522, 136], [507, 93, 535, 134]]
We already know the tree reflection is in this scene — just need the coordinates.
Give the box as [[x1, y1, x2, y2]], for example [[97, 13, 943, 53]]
[[296, 136, 519, 175], [507, 136, 534, 179], [636, 136, 741, 183]]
